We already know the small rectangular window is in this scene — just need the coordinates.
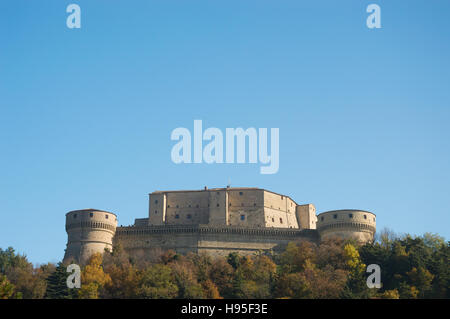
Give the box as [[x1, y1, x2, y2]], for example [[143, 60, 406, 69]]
[[240, 215, 245, 221], [239, 192, 243, 196]]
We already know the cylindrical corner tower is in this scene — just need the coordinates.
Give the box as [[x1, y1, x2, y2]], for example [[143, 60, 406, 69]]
[[64, 209, 117, 264], [316, 209, 376, 244]]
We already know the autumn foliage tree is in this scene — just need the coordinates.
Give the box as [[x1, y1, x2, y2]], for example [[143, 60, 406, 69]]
[[1, 231, 448, 299]]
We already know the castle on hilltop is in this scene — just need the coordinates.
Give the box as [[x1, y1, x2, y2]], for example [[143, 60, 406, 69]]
[[64, 187, 376, 264]]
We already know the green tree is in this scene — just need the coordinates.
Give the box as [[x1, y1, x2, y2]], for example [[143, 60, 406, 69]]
[[0, 274, 16, 299], [45, 262, 78, 299], [135, 264, 178, 299]]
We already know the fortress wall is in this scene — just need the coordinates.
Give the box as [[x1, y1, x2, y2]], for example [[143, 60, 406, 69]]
[[228, 189, 265, 227], [296, 204, 317, 230], [197, 231, 315, 257], [134, 218, 149, 226], [208, 190, 228, 225], [264, 207, 293, 228], [115, 231, 200, 254], [165, 206, 209, 225], [228, 206, 265, 227], [166, 191, 210, 210], [319, 228, 374, 243], [114, 226, 320, 258], [148, 193, 166, 225], [227, 189, 263, 207], [263, 191, 298, 228], [163, 190, 210, 225]]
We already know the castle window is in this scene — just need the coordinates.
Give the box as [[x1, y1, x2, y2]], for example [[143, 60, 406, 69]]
[[217, 203, 219, 207], [321, 217, 324, 221], [155, 200, 158, 204], [168, 205, 170, 208], [229, 202, 232, 206], [364, 215, 367, 219], [175, 214, 179, 219], [333, 214, 337, 219], [280, 218, 283, 224], [105, 215, 108, 219], [240, 215, 245, 221], [187, 214, 192, 219], [272, 218, 274, 222], [73, 214, 77, 219], [90, 213, 93, 218], [239, 192, 243, 196], [281, 196, 284, 200], [254, 203, 256, 207], [349, 214, 353, 218], [155, 210, 157, 214]]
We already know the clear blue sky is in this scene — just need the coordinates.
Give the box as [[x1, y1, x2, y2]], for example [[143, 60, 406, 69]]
[[1, 1, 449, 265]]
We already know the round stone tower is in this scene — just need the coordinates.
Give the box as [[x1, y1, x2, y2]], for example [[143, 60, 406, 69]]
[[316, 209, 376, 244], [64, 209, 117, 264]]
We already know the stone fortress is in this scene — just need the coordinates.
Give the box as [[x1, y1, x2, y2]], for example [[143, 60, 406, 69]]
[[64, 187, 376, 264]]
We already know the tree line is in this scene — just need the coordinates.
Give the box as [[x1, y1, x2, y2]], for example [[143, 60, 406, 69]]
[[1, 230, 449, 299]]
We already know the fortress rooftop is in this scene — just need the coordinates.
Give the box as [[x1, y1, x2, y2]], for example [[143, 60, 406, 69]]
[[66, 208, 117, 216]]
